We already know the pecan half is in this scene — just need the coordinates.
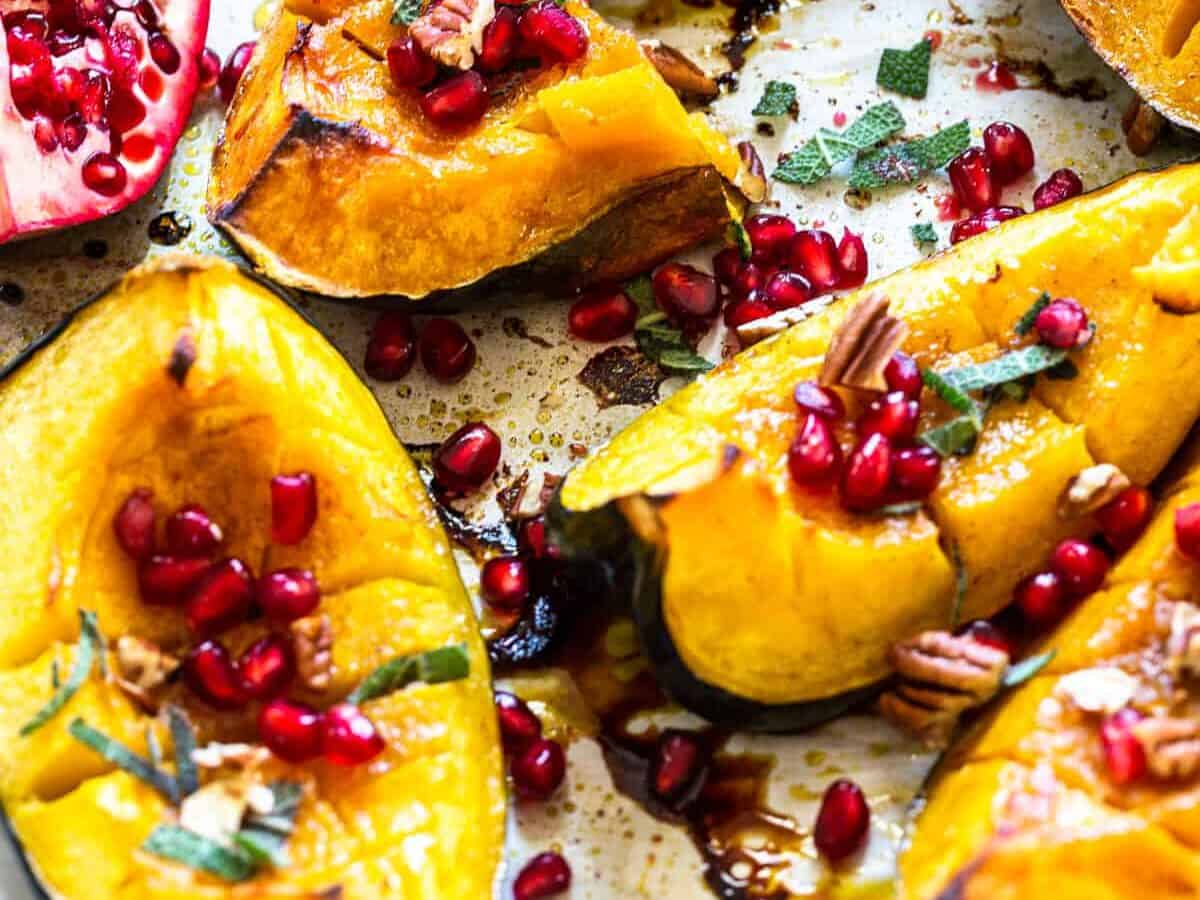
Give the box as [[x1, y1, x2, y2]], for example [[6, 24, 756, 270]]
[[192, 742, 272, 771], [291, 614, 334, 691], [410, 0, 495, 70], [1058, 463, 1132, 519], [179, 776, 259, 843], [1132, 716, 1200, 780], [1167, 602, 1200, 679], [880, 630, 1010, 746], [115, 636, 179, 711], [639, 41, 719, 101], [819, 294, 909, 392], [1122, 97, 1166, 157]]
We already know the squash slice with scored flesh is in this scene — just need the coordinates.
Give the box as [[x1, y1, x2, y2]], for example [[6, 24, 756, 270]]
[[551, 162, 1200, 731], [899, 436, 1200, 900], [0, 256, 504, 898], [206, 0, 753, 299]]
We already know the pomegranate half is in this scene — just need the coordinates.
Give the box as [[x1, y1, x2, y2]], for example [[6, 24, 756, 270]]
[[0, 0, 211, 244]]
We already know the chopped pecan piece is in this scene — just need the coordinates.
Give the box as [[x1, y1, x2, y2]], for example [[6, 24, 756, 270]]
[[192, 741, 272, 771], [819, 294, 909, 392], [1167, 602, 1200, 679], [880, 630, 1010, 746], [410, 0, 495, 70], [1132, 716, 1200, 780], [1054, 666, 1138, 715], [114, 636, 179, 711], [1058, 463, 1132, 519], [639, 41, 719, 101], [291, 614, 334, 690], [1122, 97, 1166, 157], [179, 775, 257, 843]]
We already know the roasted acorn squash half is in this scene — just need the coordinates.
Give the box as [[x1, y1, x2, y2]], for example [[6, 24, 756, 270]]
[[899, 435, 1200, 900], [1061, 0, 1200, 132], [206, 0, 754, 299], [551, 162, 1200, 731], [0, 256, 504, 898]]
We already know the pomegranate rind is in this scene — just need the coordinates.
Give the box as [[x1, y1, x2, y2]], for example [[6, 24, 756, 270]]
[[553, 162, 1200, 728], [206, 0, 752, 299], [0, 0, 211, 245], [0, 255, 504, 899]]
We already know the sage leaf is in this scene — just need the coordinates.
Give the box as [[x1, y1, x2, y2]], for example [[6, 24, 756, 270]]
[[347, 643, 471, 705], [21, 610, 102, 737]]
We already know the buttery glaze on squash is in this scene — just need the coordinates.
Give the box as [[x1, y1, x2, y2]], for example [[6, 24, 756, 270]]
[[553, 162, 1200, 730], [0, 257, 504, 898], [899, 438, 1200, 900], [206, 0, 750, 299]]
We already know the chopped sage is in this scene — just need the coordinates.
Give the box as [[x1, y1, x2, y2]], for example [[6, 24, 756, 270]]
[[911, 222, 938, 247], [234, 781, 304, 868], [876, 38, 932, 98], [1002, 650, 1056, 688], [1014, 292, 1051, 336], [939, 345, 1069, 393], [21, 610, 102, 737], [391, 0, 422, 24], [949, 542, 968, 627], [347, 643, 471, 705], [68, 718, 180, 803], [167, 706, 199, 798], [728, 221, 752, 262], [143, 826, 256, 882], [870, 502, 923, 518], [752, 80, 797, 117], [919, 414, 980, 457], [922, 369, 982, 424]]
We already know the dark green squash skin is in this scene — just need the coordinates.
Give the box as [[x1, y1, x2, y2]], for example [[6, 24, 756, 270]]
[[546, 491, 885, 732]]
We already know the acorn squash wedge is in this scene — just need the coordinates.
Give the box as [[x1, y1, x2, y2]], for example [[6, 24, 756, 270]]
[[1061, 0, 1200, 132], [205, 0, 754, 299], [551, 162, 1200, 731], [0, 256, 504, 898], [899, 438, 1200, 900]]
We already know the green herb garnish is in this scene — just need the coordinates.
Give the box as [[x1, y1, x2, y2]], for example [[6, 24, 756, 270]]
[[773, 102, 906, 185], [912, 119, 971, 169], [167, 706, 199, 798], [919, 414, 980, 457], [68, 718, 180, 803], [729, 221, 752, 261], [938, 345, 1069, 393], [347, 643, 471, 705], [752, 80, 797, 117], [234, 781, 303, 868], [911, 222, 938, 247], [636, 325, 715, 375], [1014, 292, 1051, 336], [949, 542, 968, 627], [1002, 650, 1056, 688], [922, 369, 983, 424], [877, 38, 932, 98], [848, 120, 970, 189], [146, 726, 162, 767], [143, 826, 257, 882], [391, 0, 422, 24], [870, 501, 923, 518], [21, 610, 102, 737]]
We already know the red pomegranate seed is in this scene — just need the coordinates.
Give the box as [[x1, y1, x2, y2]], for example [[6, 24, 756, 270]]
[[567, 288, 638, 342], [884, 352, 922, 399], [57, 113, 87, 152], [219, 40, 257, 104], [789, 230, 840, 292], [184, 640, 248, 710], [788, 414, 843, 487], [723, 297, 773, 330], [948, 147, 999, 213], [256, 568, 320, 622], [744, 214, 796, 266], [891, 445, 942, 499], [814, 779, 870, 862], [496, 691, 543, 752], [147, 32, 180, 74], [481, 555, 530, 611], [259, 698, 323, 763], [1100, 707, 1146, 785], [365, 311, 417, 381], [421, 71, 489, 129], [138, 555, 210, 605], [712, 247, 743, 287], [793, 381, 845, 420], [762, 270, 812, 310], [79, 71, 110, 125], [1033, 168, 1083, 210], [835, 229, 868, 289], [511, 737, 566, 800], [1050, 538, 1110, 597], [165, 505, 223, 557], [197, 47, 220, 91], [653, 262, 719, 320], [1176, 503, 1200, 560], [857, 391, 919, 443], [841, 433, 893, 511], [419, 317, 477, 383], [322, 703, 386, 765], [32, 115, 58, 153], [185, 558, 255, 636], [47, 28, 84, 57], [982, 121, 1035, 185], [107, 88, 147, 134], [513, 852, 572, 900], [434, 422, 502, 495], [271, 472, 317, 545], [1034, 298, 1090, 350], [976, 60, 1018, 92], [1014, 570, 1067, 626], [729, 261, 766, 300], [133, 1, 160, 28], [476, 7, 520, 73], [1096, 486, 1152, 550], [387, 36, 437, 88], [650, 729, 709, 809], [922, 29, 943, 51], [81, 152, 127, 196], [518, 516, 561, 560], [238, 634, 295, 700], [958, 619, 1014, 657], [950, 206, 1025, 244], [518, 0, 588, 63], [114, 488, 156, 560]]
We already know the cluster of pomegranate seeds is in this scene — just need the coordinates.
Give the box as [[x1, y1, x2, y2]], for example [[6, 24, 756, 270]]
[[1100, 707, 1147, 784], [217, 40, 256, 104], [112, 477, 387, 769], [567, 286, 639, 343], [388, 0, 589, 130], [1014, 536, 1111, 627], [433, 421, 502, 495], [813, 778, 870, 862], [363, 312, 478, 384], [493, 688, 567, 799], [786, 354, 943, 512], [945, 121, 1083, 244], [513, 851, 572, 900]]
